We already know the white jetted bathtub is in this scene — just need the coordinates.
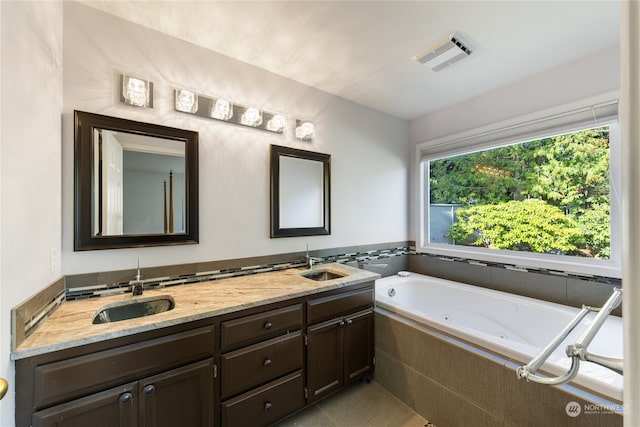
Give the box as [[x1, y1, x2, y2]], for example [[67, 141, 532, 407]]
[[375, 272, 623, 401]]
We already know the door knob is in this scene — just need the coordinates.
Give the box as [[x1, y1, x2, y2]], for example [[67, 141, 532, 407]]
[[0, 378, 8, 401]]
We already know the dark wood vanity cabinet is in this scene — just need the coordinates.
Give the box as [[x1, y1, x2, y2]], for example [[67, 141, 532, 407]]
[[16, 323, 216, 427], [305, 287, 375, 403]]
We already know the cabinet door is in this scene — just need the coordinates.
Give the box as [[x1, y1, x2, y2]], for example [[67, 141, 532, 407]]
[[139, 358, 214, 427], [32, 382, 138, 427], [344, 310, 374, 385], [306, 318, 344, 403]]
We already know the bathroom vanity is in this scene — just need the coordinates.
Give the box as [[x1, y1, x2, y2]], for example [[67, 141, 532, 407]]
[[13, 264, 377, 427]]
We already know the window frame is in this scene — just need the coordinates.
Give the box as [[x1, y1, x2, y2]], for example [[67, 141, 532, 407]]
[[416, 95, 622, 278]]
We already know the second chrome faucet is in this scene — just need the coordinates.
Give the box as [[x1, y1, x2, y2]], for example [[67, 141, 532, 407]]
[[130, 259, 144, 296]]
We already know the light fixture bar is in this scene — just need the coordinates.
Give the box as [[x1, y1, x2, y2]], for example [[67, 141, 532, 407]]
[[173, 87, 287, 134]]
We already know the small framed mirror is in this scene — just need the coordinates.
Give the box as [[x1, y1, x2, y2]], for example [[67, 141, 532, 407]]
[[270, 144, 330, 238], [74, 111, 198, 250]]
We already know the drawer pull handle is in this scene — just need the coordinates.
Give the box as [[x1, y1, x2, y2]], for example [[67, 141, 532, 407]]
[[263, 321, 272, 330], [264, 402, 273, 412], [263, 358, 272, 367], [119, 392, 133, 404], [143, 385, 155, 396]]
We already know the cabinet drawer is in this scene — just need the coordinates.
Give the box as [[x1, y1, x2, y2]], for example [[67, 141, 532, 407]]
[[307, 286, 373, 324], [221, 304, 302, 351], [33, 325, 215, 409], [221, 370, 304, 427], [221, 331, 302, 398]]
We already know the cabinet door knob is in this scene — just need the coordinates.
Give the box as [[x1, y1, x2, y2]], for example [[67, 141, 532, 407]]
[[119, 392, 133, 404], [0, 379, 7, 401], [143, 385, 155, 396], [339, 320, 345, 327], [264, 402, 273, 412], [263, 321, 272, 330], [346, 319, 353, 326], [263, 358, 272, 367]]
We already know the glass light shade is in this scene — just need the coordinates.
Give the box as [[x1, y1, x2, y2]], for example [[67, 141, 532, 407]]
[[295, 121, 314, 141], [175, 89, 198, 113], [210, 99, 234, 121], [266, 114, 286, 133], [241, 107, 263, 127], [122, 76, 151, 108]]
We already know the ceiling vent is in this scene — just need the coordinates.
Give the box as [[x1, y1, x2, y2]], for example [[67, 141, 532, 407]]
[[413, 32, 473, 72]]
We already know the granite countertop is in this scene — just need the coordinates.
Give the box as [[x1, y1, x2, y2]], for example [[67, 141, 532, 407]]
[[13, 263, 379, 360]]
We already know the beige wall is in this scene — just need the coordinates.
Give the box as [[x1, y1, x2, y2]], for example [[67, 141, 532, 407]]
[[0, 1, 63, 425]]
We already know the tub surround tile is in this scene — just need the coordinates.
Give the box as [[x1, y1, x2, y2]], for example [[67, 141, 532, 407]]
[[437, 258, 493, 288], [12, 263, 378, 359], [376, 347, 504, 427], [375, 312, 622, 427], [490, 266, 568, 305], [567, 277, 622, 317], [408, 254, 441, 276], [409, 252, 621, 312], [373, 349, 416, 407]]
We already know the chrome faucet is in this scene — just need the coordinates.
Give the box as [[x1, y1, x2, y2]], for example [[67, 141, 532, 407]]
[[130, 259, 144, 296], [305, 245, 322, 270]]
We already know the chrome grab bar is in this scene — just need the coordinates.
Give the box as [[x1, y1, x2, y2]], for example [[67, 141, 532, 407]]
[[582, 353, 623, 375], [516, 306, 590, 382], [567, 288, 623, 375], [517, 288, 623, 385]]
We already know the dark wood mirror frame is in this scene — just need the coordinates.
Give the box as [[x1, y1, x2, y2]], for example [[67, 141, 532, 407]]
[[270, 144, 331, 238], [74, 110, 199, 250]]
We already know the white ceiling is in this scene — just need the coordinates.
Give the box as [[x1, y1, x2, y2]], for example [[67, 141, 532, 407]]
[[80, 1, 621, 120]]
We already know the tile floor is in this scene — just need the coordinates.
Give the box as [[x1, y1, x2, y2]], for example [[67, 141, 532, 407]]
[[274, 381, 435, 427]]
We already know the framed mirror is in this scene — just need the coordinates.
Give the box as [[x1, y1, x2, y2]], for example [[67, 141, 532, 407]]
[[270, 145, 330, 238], [74, 110, 198, 250]]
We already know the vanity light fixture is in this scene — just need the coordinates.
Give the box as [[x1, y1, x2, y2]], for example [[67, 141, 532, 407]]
[[175, 89, 198, 114], [266, 114, 286, 133], [121, 75, 153, 108], [210, 98, 234, 121], [413, 31, 473, 72], [170, 87, 289, 134], [295, 120, 315, 141], [241, 107, 263, 127]]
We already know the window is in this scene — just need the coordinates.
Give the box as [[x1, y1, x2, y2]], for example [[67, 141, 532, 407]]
[[418, 99, 621, 278]]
